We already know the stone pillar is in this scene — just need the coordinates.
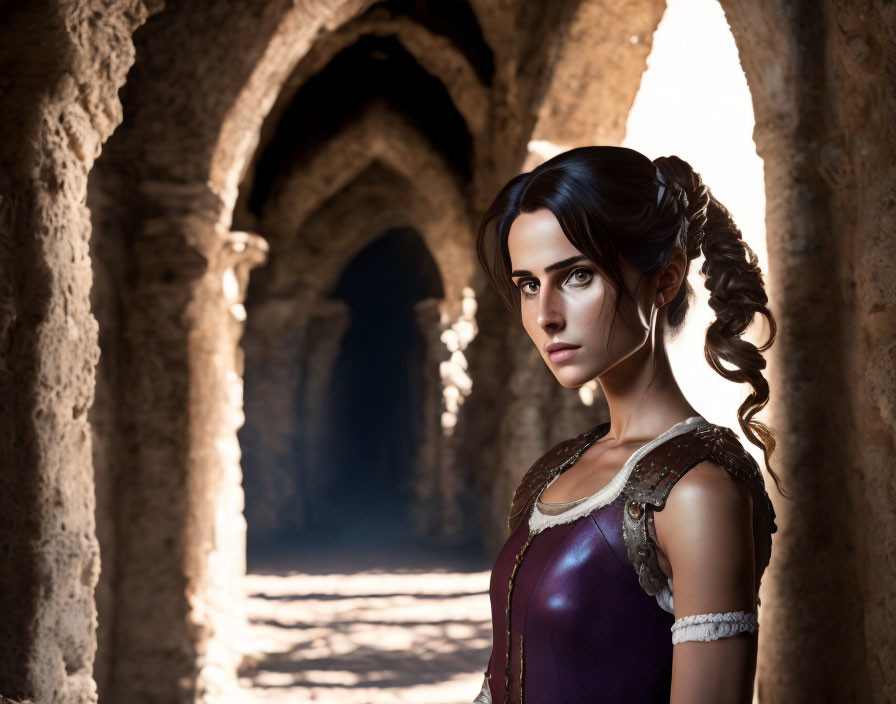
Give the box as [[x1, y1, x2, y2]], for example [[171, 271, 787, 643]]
[[486, 329, 555, 555], [0, 2, 150, 701], [303, 299, 351, 528], [722, 1, 896, 699], [107, 180, 268, 703], [409, 298, 446, 539], [196, 229, 269, 701], [240, 297, 310, 541]]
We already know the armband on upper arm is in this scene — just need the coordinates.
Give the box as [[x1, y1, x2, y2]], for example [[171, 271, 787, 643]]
[[670, 610, 758, 644]]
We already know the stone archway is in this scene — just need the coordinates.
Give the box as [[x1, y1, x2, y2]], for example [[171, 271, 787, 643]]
[[3, 0, 895, 702], [84, 1, 550, 699], [303, 226, 445, 542], [238, 162, 463, 549], [0, 0, 681, 699]]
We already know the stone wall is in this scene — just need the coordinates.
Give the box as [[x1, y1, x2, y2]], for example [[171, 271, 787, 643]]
[[721, 1, 896, 699], [0, 1, 155, 701], [1, 0, 895, 701]]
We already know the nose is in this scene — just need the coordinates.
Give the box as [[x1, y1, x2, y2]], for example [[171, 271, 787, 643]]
[[536, 287, 564, 331]]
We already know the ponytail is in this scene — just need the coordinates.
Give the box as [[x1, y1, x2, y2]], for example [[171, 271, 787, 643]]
[[654, 156, 790, 499]]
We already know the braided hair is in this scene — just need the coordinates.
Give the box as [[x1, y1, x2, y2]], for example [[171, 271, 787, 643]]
[[653, 155, 786, 497], [476, 145, 788, 499]]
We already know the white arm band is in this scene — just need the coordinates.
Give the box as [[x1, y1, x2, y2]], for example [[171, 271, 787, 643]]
[[671, 610, 759, 644]]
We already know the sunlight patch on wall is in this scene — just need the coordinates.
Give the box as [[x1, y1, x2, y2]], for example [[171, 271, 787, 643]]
[[623, 0, 769, 442], [223, 267, 247, 321], [439, 286, 478, 436], [524, 139, 570, 172]]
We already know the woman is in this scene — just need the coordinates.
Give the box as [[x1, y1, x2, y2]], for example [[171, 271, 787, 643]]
[[471, 146, 785, 703]]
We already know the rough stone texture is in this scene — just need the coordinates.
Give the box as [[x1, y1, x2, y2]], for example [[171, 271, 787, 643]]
[[88, 178, 268, 703], [720, 1, 896, 699], [85, 1, 631, 696], [2, 0, 894, 701], [87, 2, 373, 702], [239, 113, 479, 543], [0, 1, 151, 702], [527, 0, 661, 150], [229, 0, 662, 553]]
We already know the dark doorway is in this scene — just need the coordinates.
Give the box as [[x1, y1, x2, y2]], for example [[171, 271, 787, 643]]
[[313, 227, 443, 545]]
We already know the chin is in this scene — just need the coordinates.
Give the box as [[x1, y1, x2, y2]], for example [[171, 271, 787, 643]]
[[551, 367, 597, 389]]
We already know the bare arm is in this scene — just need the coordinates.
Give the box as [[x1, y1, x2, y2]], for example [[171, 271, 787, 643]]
[[653, 460, 758, 704]]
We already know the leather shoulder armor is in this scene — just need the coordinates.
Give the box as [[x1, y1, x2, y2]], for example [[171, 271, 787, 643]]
[[507, 422, 610, 533], [621, 424, 778, 601]]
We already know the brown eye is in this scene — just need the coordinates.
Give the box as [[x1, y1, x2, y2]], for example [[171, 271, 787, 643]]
[[567, 267, 594, 285], [518, 280, 538, 297]]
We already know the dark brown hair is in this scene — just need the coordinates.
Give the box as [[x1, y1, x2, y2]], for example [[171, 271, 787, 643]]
[[476, 145, 788, 499]]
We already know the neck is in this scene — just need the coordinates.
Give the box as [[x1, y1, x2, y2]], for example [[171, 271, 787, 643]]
[[595, 328, 700, 445]]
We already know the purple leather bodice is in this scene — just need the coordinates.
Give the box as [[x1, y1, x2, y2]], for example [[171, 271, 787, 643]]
[[486, 492, 674, 703]]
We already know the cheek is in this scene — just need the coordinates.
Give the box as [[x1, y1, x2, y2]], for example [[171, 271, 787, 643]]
[[520, 303, 539, 340], [571, 277, 613, 325], [571, 278, 642, 356]]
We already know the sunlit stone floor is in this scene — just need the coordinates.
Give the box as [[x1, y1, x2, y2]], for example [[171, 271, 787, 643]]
[[238, 536, 493, 703]]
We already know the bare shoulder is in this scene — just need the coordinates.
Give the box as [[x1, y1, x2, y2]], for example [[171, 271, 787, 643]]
[[663, 460, 754, 517], [653, 460, 755, 587]]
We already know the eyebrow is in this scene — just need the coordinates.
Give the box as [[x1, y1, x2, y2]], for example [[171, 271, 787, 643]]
[[510, 255, 587, 278]]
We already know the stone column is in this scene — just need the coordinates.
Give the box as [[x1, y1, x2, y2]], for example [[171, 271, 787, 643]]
[[107, 180, 268, 703], [722, 1, 896, 699], [0, 2, 151, 701], [303, 299, 351, 528], [240, 297, 310, 541], [409, 298, 446, 539], [196, 228, 269, 701]]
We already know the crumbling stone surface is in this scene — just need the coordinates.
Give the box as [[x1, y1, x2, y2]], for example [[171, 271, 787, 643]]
[[0, 1, 154, 702], [2, 0, 895, 702], [721, 1, 896, 699]]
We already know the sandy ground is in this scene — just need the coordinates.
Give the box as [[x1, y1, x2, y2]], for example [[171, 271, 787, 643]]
[[237, 542, 493, 703]]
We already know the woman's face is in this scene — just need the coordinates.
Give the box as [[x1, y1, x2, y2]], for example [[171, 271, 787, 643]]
[[507, 208, 656, 388]]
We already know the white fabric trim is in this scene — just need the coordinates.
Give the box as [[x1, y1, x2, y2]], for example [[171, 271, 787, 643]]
[[472, 675, 492, 703], [671, 610, 759, 644], [656, 577, 675, 614], [528, 415, 710, 536]]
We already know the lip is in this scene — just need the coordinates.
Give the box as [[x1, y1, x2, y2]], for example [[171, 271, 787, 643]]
[[545, 342, 579, 352], [545, 342, 580, 363]]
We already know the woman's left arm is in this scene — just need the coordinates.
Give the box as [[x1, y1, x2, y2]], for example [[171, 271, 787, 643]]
[[653, 460, 758, 704]]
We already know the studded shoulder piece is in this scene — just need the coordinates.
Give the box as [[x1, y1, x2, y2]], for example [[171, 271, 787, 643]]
[[507, 422, 610, 533], [620, 424, 778, 601]]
